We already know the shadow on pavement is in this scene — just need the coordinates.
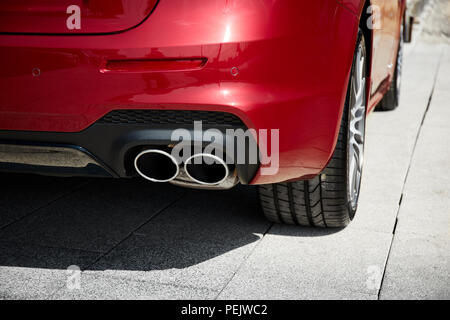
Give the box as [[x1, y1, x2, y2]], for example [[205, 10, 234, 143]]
[[0, 173, 341, 272]]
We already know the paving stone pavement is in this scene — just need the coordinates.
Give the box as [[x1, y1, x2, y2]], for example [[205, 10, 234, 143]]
[[0, 40, 448, 300]]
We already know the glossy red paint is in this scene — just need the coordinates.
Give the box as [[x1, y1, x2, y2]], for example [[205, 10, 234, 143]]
[[0, 0, 159, 34], [0, 0, 405, 184], [336, 0, 364, 14]]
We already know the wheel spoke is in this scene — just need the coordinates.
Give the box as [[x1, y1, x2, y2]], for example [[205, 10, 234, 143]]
[[347, 40, 366, 210]]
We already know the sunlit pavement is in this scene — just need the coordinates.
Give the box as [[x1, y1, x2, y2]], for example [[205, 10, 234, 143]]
[[0, 40, 448, 300]]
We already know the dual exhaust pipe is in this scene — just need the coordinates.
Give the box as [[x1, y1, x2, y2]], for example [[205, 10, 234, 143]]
[[134, 149, 231, 186]]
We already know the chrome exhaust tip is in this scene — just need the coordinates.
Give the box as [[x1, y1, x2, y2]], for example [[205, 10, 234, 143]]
[[184, 153, 229, 186], [134, 149, 179, 183]]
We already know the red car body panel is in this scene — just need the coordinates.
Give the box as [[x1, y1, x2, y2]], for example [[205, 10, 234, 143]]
[[0, 0, 159, 34], [0, 0, 405, 184]]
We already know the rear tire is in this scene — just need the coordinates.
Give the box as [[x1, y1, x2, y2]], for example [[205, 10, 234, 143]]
[[403, 8, 413, 44], [259, 30, 368, 228], [377, 22, 404, 111]]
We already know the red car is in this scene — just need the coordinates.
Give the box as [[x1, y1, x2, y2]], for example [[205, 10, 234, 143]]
[[0, 0, 407, 228]]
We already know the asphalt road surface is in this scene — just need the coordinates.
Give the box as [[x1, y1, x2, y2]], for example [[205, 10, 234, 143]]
[[0, 38, 449, 299]]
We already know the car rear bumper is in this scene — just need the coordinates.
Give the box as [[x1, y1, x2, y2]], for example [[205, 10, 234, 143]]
[[0, 0, 359, 184], [0, 110, 259, 185], [0, 143, 113, 178]]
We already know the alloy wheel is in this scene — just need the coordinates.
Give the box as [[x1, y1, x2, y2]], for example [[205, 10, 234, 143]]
[[347, 40, 367, 211]]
